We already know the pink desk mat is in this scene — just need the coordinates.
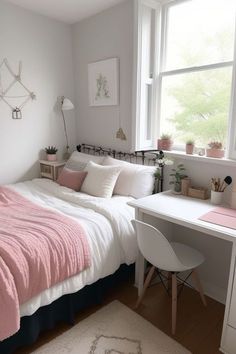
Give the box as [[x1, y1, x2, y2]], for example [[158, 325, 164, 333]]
[[199, 207, 236, 230]]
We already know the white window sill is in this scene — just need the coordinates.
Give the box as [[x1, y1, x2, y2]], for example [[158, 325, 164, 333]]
[[162, 150, 236, 167]]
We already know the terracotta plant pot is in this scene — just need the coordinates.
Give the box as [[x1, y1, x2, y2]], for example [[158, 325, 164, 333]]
[[47, 154, 57, 161], [206, 149, 225, 158], [157, 139, 173, 151], [186, 144, 194, 155]]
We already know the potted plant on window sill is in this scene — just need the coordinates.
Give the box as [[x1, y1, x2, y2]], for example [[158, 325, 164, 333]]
[[45, 146, 58, 161], [206, 141, 224, 158], [157, 133, 173, 151], [169, 163, 187, 194], [185, 139, 195, 155]]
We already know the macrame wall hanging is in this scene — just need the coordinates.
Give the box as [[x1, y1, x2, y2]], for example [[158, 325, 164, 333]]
[[0, 58, 36, 119]]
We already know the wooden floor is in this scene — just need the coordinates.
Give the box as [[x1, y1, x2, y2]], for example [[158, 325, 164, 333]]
[[16, 277, 225, 354]]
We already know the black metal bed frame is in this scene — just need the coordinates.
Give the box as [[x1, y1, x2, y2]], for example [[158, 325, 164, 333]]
[[77, 143, 165, 192]]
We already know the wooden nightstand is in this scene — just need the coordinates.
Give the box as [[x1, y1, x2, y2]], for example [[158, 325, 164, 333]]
[[39, 160, 66, 181]]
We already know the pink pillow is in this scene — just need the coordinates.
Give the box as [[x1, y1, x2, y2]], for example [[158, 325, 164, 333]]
[[57, 168, 87, 191]]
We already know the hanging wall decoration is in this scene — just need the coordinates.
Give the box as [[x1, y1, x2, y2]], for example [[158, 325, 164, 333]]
[[0, 58, 36, 119], [88, 58, 119, 106]]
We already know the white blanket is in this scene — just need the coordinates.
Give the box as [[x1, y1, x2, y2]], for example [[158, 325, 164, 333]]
[[9, 179, 137, 317]]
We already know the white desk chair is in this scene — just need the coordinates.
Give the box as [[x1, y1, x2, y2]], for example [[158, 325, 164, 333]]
[[132, 219, 207, 335]]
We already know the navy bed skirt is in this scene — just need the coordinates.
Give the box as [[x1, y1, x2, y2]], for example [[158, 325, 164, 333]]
[[0, 264, 134, 354]]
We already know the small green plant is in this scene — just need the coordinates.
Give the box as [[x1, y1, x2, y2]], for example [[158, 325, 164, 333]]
[[152, 157, 173, 193], [169, 164, 187, 185], [208, 141, 222, 149], [186, 138, 195, 145], [45, 146, 58, 154], [160, 133, 172, 140]]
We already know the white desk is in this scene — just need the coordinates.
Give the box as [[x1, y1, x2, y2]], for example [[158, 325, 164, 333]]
[[129, 191, 236, 354]]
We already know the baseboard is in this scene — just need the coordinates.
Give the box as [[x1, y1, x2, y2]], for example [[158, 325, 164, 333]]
[[200, 279, 226, 305]]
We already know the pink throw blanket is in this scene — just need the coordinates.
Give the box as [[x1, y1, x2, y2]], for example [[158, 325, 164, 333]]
[[0, 186, 91, 340]]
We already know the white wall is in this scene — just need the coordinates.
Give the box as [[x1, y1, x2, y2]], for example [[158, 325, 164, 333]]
[[72, 0, 134, 152], [164, 158, 236, 204], [0, 0, 76, 184]]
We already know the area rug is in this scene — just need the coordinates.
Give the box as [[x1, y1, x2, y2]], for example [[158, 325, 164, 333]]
[[32, 300, 191, 354]]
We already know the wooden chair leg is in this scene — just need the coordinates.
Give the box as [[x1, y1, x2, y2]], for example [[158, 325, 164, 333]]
[[192, 269, 207, 307], [172, 273, 177, 335], [135, 265, 155, 309], [167, 271, 172, 291]]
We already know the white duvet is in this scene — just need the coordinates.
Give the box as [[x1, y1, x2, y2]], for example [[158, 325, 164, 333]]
[[8, 179, 137, 317]]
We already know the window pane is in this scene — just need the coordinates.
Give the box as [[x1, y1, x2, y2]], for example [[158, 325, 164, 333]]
[[140, 84, 152, 142], [160, 67, 232, 147], [165, 0, 236, 71], [141, 5, 154, 79], [145, 85, 152, 140]]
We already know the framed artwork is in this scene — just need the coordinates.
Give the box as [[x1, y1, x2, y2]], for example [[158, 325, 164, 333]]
[[88, 58, 119, 106]]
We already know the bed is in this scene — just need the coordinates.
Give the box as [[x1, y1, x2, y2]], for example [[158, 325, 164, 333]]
[[0, 144, 164, 354]]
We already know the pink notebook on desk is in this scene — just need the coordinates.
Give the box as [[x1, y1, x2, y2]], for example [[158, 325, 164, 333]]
[[199, 207, 236, 230]]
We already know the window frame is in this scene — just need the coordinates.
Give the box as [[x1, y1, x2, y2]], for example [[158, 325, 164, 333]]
[[133, 0, 236, 161], [132, 0, 161, 151], [159, 0, 235, 154]]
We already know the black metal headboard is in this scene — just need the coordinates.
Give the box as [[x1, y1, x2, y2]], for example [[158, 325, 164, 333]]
[[76, 143, 165, 193]]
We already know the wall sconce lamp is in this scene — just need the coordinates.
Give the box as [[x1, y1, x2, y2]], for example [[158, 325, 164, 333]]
[[61, 96, 74, 159]]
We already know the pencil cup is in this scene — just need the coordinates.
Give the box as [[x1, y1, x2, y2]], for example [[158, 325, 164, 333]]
[[231, 191, 236, 209], [211, 191, 223, 205]]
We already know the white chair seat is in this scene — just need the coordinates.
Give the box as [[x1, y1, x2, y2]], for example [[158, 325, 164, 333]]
[[170, 242, 205, 272], [132, 219, 207, 335]]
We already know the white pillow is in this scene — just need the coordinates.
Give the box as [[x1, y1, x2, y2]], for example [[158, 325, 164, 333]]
[[65, 151, 105, 171], [102, 156, 156, 198], [81, 161, 121, 198]]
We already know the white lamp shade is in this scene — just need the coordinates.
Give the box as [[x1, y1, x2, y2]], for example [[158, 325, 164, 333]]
[[62, 97, 74, 111]]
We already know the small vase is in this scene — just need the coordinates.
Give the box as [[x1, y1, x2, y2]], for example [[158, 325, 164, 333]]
[[47, 154, 57, 162], [206, 149, 224, 158], [172, 182, 181, 194], [186, 144, 194, 155]]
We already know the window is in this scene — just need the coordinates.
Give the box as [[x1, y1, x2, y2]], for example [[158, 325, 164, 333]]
[[134, 0, 236, 156], [159, 0, 236, 149]]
